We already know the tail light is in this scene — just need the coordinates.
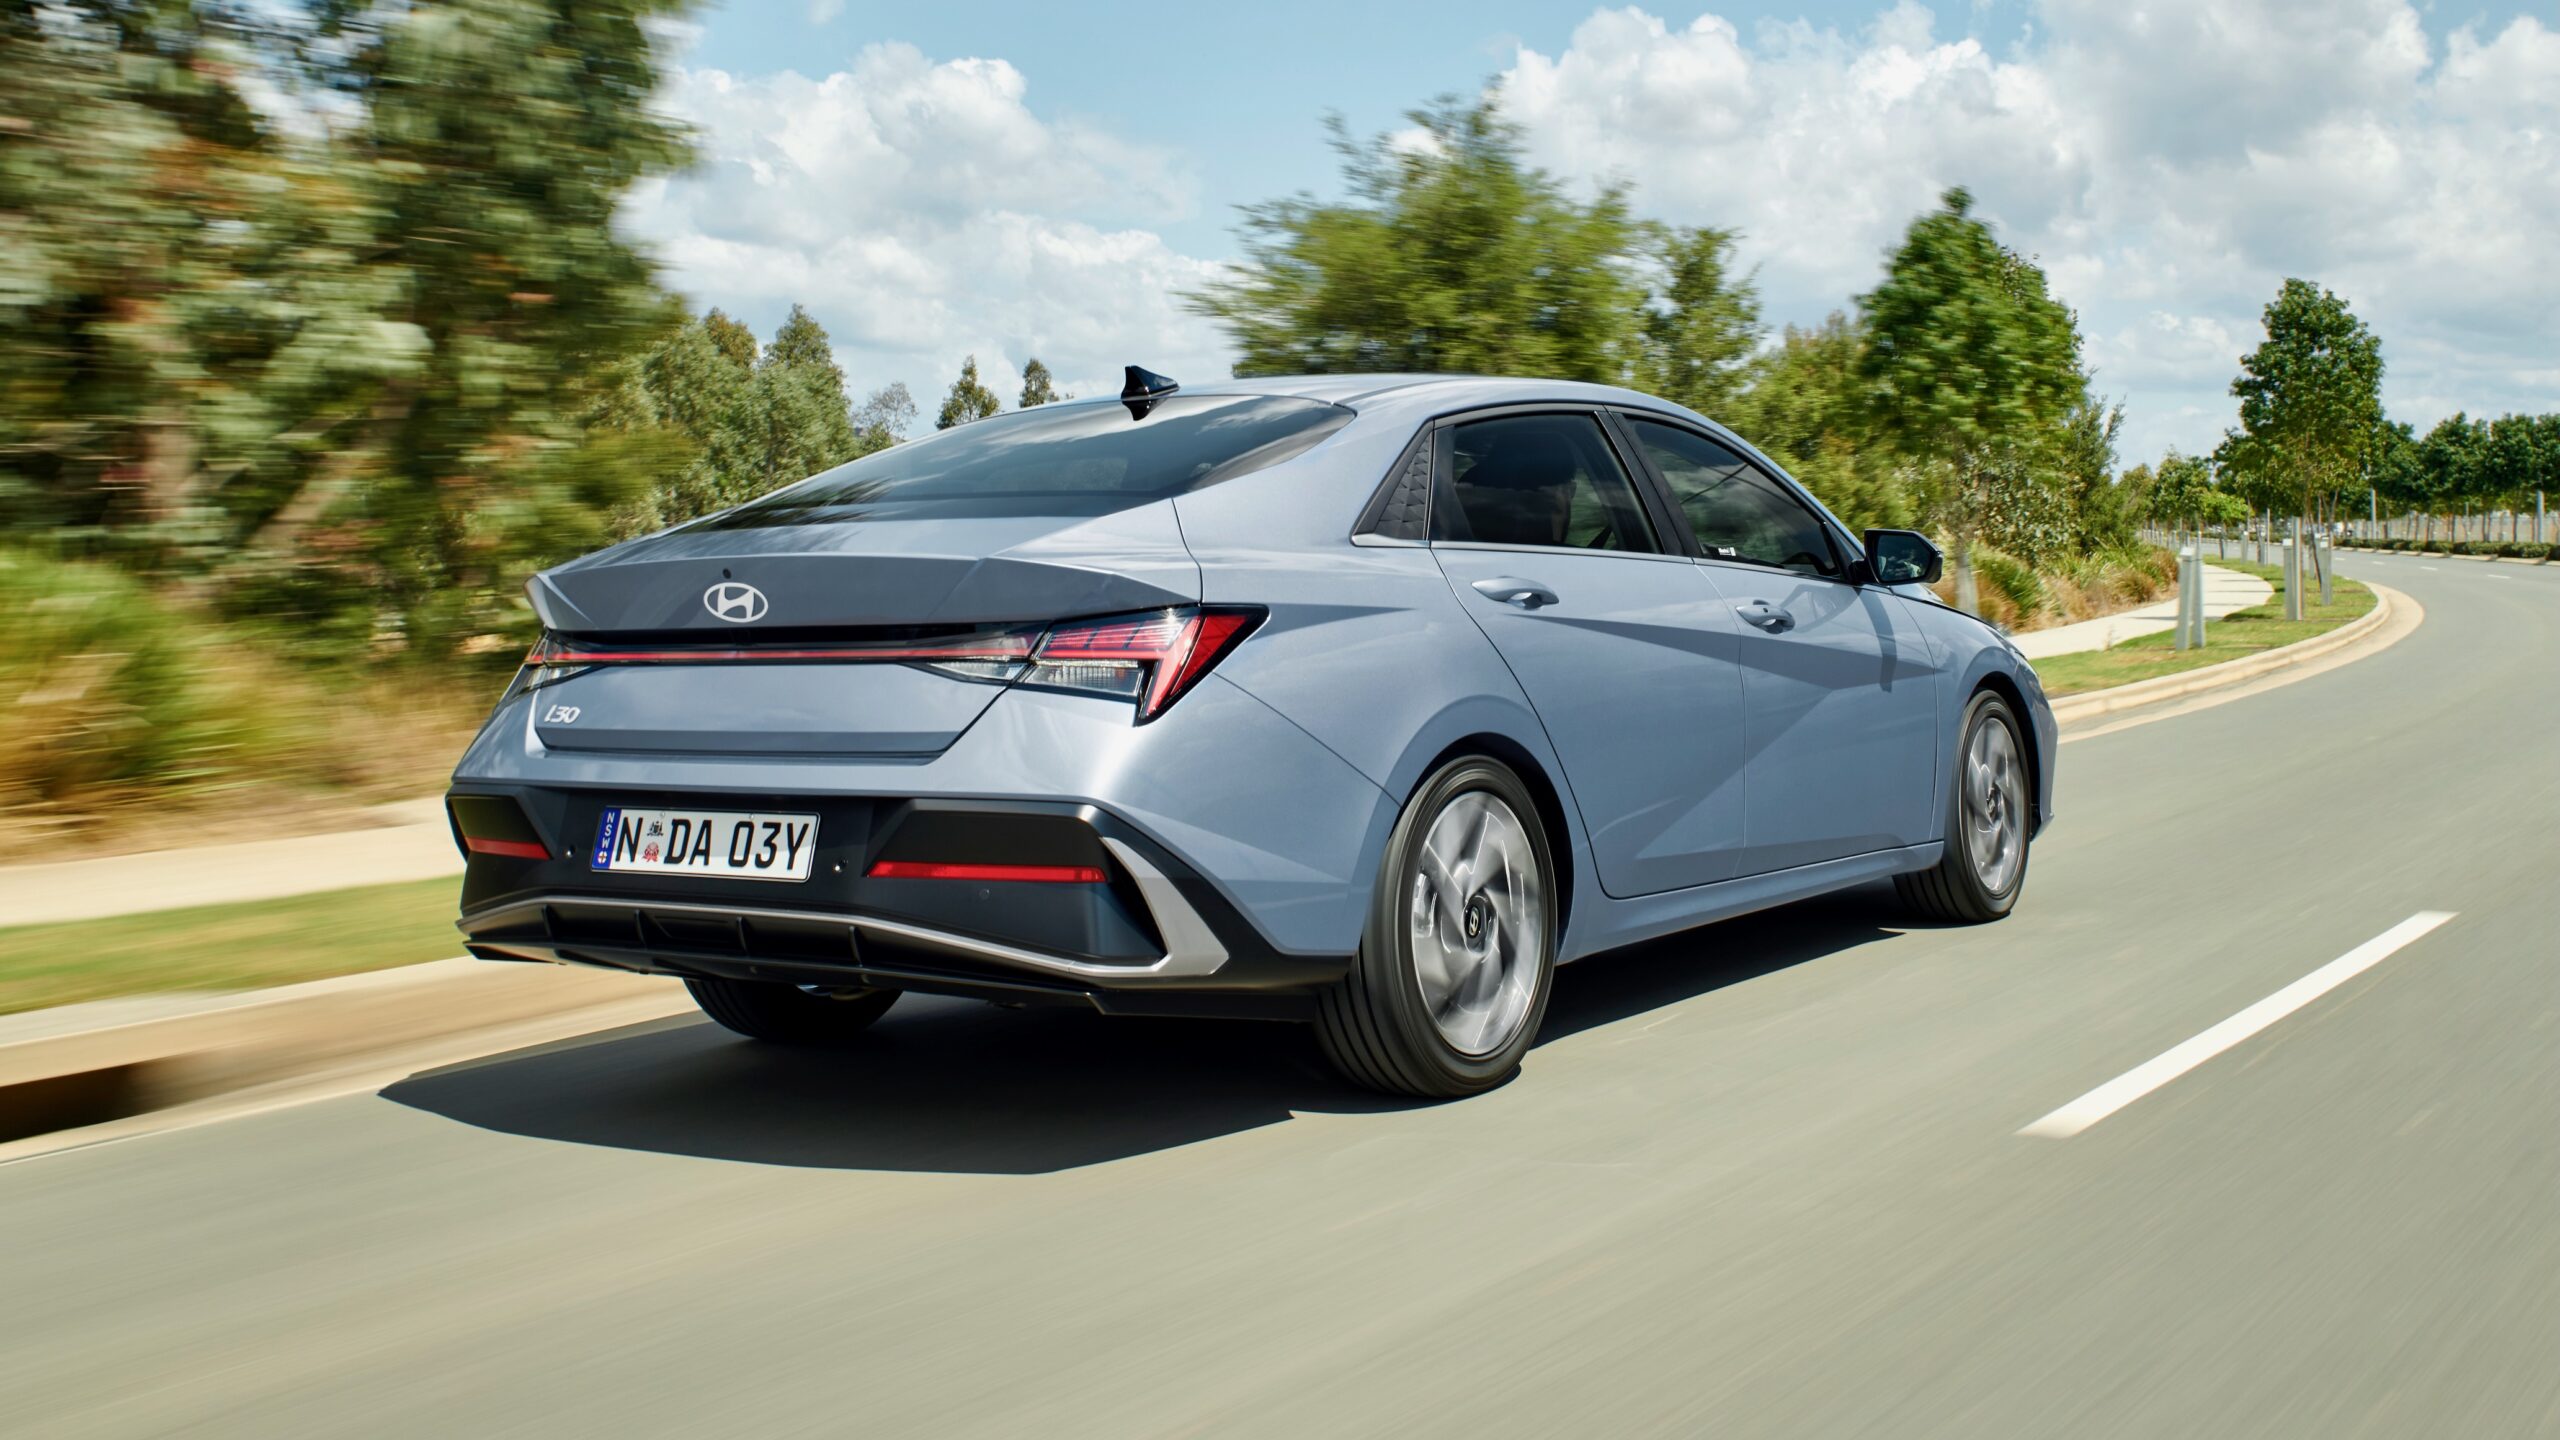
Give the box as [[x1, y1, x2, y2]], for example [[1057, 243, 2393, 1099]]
[[1023, 607, 1262, 721], [498, 632, 589, 705]]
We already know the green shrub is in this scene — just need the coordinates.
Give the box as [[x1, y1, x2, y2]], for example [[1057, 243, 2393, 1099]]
[[0, 551, 305, 814], [1973, 545, 2046, 619]]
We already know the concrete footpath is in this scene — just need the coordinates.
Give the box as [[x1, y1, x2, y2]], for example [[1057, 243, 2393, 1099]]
[[2009, 562, 2271, 660], [0, 798, 462, 929], [0, 561, 2276, 928]]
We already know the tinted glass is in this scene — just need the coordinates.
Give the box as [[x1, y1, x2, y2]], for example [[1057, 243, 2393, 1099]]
[[692, 394, 1352, 528], [1434, 414, 1658, 553], [1629, 419, 1842, 578]]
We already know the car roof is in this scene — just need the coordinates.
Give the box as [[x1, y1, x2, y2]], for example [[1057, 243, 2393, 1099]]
[[1180, 372, 1685, 413]]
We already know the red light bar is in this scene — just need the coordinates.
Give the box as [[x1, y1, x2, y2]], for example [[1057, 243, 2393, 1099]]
[[527, 637, 1036, 666], [465, 836, 552, 861], [866, 860, 1108, 884]]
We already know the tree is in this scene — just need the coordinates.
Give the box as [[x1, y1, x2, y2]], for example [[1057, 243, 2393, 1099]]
[[2483, 412, 2555, 538], [1187, 97, 1649, 382], [2143, 452, 2215, 532], [701, 309, 757, 370], [591, 305, 866, 531], [2057, 396, 2133, 553], [855, 382, 918, 446], [936, 356, 1001, 429], [1018, 358, 1066, 407], [761, 304, 837, 375], [304, 0, 695, 655], [1857, 188, 2088, 611], [2216, 279, 2384, 537], [1639, 226, 1762, 416], [1721, 315, 1913, 533]]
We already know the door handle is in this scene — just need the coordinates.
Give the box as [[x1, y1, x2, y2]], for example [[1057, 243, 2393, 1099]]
[[1472, 577, 1559, 610], [1736, 600, 1794, 633]]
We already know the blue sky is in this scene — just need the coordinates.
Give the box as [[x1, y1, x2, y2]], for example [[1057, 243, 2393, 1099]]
[[629, 2, 2560, 465]]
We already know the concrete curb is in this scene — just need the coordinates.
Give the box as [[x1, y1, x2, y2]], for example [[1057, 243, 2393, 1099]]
[[0, 959, 687, 1149], [2050, 580, 2395, 728], [2336, 546, 2552, 565]]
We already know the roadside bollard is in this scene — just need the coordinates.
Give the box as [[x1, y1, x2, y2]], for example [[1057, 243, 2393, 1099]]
[[2174, 547, 2192, 652], [2284, 521, 2304, 622], [2191, 543, 2211, 645]]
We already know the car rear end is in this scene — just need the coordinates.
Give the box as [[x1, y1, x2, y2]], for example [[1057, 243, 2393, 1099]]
[[446, 391, 1397, 1017]]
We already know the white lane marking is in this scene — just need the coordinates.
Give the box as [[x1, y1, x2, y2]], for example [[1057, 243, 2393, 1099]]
[[2020, 911, 2457, 1139], [2488, 574, 2511, 581], [2419, 565, 2440, 570]]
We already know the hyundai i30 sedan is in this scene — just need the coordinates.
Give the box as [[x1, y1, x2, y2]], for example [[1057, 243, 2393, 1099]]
[[448, 369, 2055, 1097]]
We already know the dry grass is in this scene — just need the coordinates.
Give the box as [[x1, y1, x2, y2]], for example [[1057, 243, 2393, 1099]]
[[1934, 545, 2180, 634], [0, 553, 488, 863]]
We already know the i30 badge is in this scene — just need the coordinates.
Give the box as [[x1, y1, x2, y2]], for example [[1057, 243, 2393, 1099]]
[[703, 581, 768, 623]]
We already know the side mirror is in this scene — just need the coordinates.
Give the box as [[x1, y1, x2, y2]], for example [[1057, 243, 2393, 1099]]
[[1863, 528, 1942, 586]]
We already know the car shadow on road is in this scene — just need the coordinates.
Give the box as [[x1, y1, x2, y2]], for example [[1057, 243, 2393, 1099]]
[[383, 883, 1908, 1175]]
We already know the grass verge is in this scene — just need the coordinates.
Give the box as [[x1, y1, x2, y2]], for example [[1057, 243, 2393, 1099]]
[[2030, 560, 2374, 697], [0, 877, 463, 1017]]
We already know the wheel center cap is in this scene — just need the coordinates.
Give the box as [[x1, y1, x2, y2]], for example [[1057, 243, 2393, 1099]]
[[1463, 894, 1490, 941]]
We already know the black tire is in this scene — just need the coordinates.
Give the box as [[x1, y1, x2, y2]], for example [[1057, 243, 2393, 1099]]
[[1316, 756, 1559, 1099], [685, 976, 898, 1044], [1897, 689, 2031, 924]]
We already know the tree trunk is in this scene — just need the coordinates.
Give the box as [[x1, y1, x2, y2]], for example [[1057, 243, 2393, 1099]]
[[1952, 531, 1979, 616]]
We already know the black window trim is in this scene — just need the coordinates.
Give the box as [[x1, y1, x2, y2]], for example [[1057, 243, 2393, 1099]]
[[1408, 402, 1688, 562], [1608, 408, 1875, 587], [1350, 423, 1436, 547]]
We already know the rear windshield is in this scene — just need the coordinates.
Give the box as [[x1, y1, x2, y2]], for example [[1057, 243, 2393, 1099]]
[[690, 393, 1354, 528]]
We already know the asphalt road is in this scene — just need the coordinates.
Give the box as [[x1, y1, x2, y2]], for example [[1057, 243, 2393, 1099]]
[[2, 552, 2553, 1439]]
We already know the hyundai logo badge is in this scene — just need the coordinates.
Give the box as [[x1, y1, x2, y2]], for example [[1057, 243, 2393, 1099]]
[[703, 581, 768, 623]]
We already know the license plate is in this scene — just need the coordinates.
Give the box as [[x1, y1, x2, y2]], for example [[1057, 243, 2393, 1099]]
[[591, 806, 818, 882]]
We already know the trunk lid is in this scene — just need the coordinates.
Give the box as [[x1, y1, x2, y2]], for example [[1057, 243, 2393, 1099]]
[[522, 505, 1197, 757], [529, 505, 1198, 635]]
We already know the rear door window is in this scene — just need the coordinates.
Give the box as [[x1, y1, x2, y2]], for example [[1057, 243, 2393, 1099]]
[[1626, 419, 1843, 579], [1434, 414, 1660, 554]]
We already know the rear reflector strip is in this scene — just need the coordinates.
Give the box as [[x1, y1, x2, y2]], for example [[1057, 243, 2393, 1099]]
[[465, 836, 553, 861], [866, 861, 1108, 884], [527, 640, 1037, 665]]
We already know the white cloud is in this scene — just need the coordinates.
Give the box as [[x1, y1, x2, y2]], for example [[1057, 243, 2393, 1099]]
[[808, 0, 843, 24], [627, 9, 2560, 467], [623, 43, 1228, 407], [1495, 1, 2560, 462]]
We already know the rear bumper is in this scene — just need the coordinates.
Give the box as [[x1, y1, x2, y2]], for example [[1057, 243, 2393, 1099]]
[[453, 793, 1346, 1017], [449, 677, 1401, 965]]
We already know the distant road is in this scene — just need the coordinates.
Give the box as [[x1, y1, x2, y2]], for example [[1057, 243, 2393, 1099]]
[[1, 551, 2552, 1439]]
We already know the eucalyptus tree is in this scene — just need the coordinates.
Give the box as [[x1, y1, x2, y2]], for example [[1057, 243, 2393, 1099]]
[[1018, 358, 1065, 408], [936, 357, 1002, 429]]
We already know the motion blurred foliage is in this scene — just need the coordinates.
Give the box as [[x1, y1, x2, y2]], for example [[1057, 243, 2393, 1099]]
[[1, 0, 698, 662], [1857, 187, 2089, 610], [0, 550, 297, 816], [1190, 99, 1650, 382], [1190, 104, 2141, 606]]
